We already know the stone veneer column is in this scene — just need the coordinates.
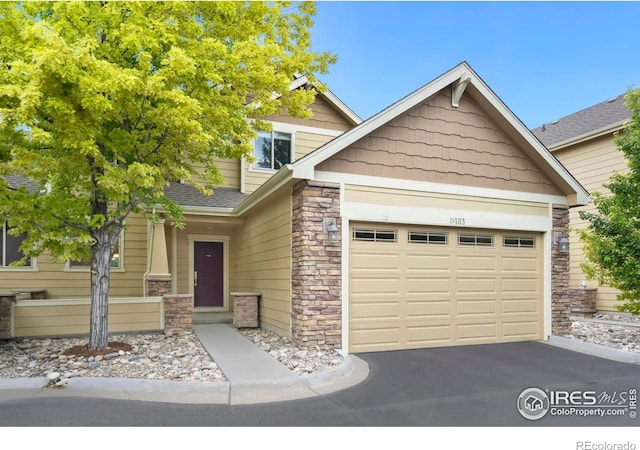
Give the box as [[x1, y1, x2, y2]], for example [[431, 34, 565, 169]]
[[147, 277, 172, 297], [0, 293, 15, 340], [291, 180, 342, 349], [163, 294, 193, 335], [552, 204, 571, 335]]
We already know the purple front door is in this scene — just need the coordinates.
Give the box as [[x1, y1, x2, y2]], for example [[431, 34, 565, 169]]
[[194, 241, 224, 308]]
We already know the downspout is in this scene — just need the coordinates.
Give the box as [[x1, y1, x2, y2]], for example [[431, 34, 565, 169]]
[[240, 158, 246, 194], [142, 209, 155, 297]]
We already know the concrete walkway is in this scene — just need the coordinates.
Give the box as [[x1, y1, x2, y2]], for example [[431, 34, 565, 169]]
[[0, 324, 370, 405]]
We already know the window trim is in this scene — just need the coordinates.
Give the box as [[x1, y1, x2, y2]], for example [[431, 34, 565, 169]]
[[503, 235, 536, 248], [250, 128, 295, 173], [0, 221, 36, 271], [408, 230, 448, 245], [352, 228, 398, 243], [457, 233, 494, 247]]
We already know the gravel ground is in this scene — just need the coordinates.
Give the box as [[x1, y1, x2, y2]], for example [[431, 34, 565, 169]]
[[0, 327, 343, 385], [1, 314, 637, 386]]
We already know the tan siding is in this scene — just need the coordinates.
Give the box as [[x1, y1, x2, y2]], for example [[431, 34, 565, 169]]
[[190, 156, 240, 190], [318, 89, 562, 196], [244, 131, 336, 194], [262, 94, 354, 132], [233, 190, 292, 334], [345, 185, 549, 217], [13, 298, 162, 337], [0, 214, 148, 299], [555, 135, 628, 312]]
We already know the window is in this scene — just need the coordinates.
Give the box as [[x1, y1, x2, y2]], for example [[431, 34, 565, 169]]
[[353, 228, 397, 243], [458, 233, 494, 246], [504, 235, 536, 248], [1, 221, 31, 268], [68, 238, 122, 270], [253, 131, 292, 170], [408, 231, 448, 245]]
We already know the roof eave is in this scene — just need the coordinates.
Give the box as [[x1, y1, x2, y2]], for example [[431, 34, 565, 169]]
[[548, 120, 627, 152]]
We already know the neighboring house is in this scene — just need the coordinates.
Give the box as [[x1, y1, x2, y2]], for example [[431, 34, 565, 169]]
[[531, 94, 632, 313], [0, 62, 589, 353]]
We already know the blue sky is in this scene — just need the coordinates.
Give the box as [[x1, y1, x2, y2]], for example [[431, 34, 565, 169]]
[[309, 1, 640, 128]]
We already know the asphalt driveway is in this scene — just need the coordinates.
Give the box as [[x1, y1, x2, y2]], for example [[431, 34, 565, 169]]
[[1, 341, 639, 426]]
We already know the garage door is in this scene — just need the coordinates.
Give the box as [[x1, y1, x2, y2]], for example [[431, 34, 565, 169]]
[[349, 222, 543, 353]]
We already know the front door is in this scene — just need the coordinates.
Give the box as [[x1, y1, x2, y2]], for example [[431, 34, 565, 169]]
[[194, 241, 224, 308]]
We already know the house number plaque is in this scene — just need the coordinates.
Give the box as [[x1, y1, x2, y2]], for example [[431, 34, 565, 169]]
[[450, 217, 466, 225]]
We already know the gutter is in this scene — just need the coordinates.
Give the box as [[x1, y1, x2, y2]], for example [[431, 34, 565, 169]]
[[547, 120, 627, 152]]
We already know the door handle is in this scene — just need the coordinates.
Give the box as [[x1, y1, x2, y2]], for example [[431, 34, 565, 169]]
[[194, 271, 198, 287]]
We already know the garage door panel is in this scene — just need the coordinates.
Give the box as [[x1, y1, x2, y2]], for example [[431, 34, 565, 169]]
[[407, 324, 452, 344], [406, 277, 451, 293], [350, 222, 543, 353], [456, 299, 497, 315], [456, 322, 498, 341], [351, 302, 400, 320], [350, 277, 401, 294], [501, 299, 539, 314], [456, 256, 497, 271], [406, 254, 451, 270], [501, 257, 538, 272], [406, 300, 451, 317], [456, 278, 497, 293], [502, 321, 540, 339]]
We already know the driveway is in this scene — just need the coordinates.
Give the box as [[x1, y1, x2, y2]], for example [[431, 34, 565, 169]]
[[1, 341, 639, 426]]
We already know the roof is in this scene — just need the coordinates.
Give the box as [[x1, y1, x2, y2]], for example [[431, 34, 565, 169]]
[[531, 94, 631, 150], [164, 183, 247, 209], [290, 61, 590, 207], [3, 174, 40, 193]]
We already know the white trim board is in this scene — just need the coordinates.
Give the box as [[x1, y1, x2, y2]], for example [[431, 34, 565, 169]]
[[315, 171, 569, 206]]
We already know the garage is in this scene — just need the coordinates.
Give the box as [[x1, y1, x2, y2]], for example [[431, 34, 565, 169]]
[[349, 222, 543, 353]]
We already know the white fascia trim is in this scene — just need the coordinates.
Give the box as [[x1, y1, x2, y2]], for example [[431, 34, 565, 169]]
[[180, 206, 236, 217], [342, 201, 552, 232], [315, 171, 568, 205], [268, 120, 345, 138], [548, 121, 627, 152], [233, 166, 292, 216], [321, 90, 363, 125]]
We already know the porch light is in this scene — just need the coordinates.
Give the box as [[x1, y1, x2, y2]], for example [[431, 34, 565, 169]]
[[555, 232, 570, 253], [325, 218, 340, 243]]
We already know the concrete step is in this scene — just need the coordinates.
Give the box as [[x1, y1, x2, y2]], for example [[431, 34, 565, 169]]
[[193, 312, 233, 325]]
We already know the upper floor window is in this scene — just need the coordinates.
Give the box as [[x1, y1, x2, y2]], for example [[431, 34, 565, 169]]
[[253, 131, 292, 171], [1, 221, 32, 269]]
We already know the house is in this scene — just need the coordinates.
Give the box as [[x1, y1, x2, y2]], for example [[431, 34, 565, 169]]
[[0, 62, 589, 353], [531, 94, 632, 314]]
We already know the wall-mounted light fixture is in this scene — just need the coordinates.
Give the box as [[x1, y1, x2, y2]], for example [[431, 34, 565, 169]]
[[324, 218, 340, 243], [555, 232, 569, 253]]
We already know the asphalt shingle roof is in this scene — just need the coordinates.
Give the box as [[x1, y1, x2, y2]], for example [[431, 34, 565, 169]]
[[531, 93, 631, 148], [164, 183, 247, 209], [3, 174, 40, 193]]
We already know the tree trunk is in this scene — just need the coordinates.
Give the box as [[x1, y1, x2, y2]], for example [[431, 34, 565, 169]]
[[88, 227, 120, 350]]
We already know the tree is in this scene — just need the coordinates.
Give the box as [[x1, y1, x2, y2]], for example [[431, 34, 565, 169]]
[[0, 1, 335, 349], [578, 87, 640, 315]]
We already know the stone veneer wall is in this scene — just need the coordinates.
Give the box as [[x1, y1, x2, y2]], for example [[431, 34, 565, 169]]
[[0, 293, 15, 340], [552, 205, 571, 335], [570, 288, 597, 316], [163, 294, 193, 334], [291, 180, 342, 349], [147, 277, 172, 297]]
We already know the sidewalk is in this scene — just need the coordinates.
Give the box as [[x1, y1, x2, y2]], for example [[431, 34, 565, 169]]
[[0, 324, 370, 405]]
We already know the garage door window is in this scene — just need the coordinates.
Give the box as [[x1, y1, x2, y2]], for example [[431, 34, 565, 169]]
[[503, 235, 535, 248], [408, 231, 448, 245], [353, 228, 397, 243], [458, 233, 493, 246]]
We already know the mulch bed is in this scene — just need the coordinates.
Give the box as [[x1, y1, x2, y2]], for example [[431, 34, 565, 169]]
[[62, 341, 132, 358]]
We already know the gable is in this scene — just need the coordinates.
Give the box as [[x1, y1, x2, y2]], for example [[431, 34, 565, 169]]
[[262, 94, 355, 132], [317, 88, 563, 196]]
